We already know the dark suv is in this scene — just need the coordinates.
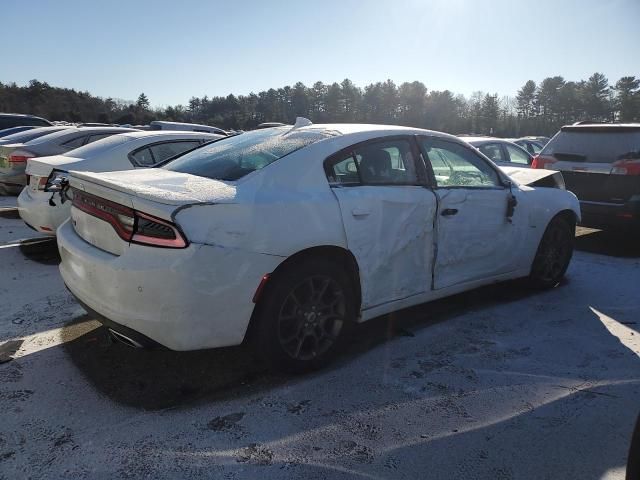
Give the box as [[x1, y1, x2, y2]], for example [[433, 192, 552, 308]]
[[0, 113, 52, 130], [533, 124, 640, 231]]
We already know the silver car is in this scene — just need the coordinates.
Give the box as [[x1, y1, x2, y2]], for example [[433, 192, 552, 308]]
[[0, 126, 136, 194], [460, 136, 533, 168]]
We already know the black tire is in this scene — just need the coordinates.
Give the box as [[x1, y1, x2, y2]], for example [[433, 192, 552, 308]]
[[529, 214, 575, 289], [254, 258, 356, 373]]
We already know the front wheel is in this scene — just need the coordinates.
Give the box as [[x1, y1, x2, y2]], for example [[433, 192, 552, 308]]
[[254, 258, 356, 373], [529, 215, 575, 289]]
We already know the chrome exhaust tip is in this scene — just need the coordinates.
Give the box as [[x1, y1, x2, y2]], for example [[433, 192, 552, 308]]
[[108, 328, 145, 348]]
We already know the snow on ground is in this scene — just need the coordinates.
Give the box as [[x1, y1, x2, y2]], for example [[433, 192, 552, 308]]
[[0, 195, 17, 209], [0, 220, 638, 479]]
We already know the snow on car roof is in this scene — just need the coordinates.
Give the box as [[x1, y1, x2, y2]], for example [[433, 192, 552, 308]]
[[458, 136, 500, 144], [283, 123, 461, 145], [24, 126, 136, 145], [117, 130, 222, 139]]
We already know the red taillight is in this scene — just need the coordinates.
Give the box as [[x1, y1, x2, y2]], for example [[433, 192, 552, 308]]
[[531, 155, 557, 170], [132, 212, 188, 248], [611, 159, 640, 176], [33, 176, 48, 190], [9, 153, 34, 164], [72, 188, 187, 248]]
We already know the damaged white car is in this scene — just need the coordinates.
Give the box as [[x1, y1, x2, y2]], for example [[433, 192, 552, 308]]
[[57, 120, 580, 371]]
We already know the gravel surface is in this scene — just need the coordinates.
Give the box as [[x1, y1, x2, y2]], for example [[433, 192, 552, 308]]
[[0, 205, 638, 479]]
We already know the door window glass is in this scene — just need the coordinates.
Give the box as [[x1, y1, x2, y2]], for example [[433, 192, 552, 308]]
[[326, 138, 418, 185], [505, 144, 531, 164], [421, 138, 500, 188], [478, 143, 506, 163]]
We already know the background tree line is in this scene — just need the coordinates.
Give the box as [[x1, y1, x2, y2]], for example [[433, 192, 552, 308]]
[[1, 73, 638, 136]]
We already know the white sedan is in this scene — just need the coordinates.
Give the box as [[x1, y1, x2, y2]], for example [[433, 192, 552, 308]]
[[57, 120, 580, 372], [17, 131, 221, 234]]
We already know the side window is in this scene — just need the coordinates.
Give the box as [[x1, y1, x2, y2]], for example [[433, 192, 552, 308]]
[[478, 143, 506, 163], [130, 147, 154, 167], [86, 133, 115, 144], [149, 141, 201, 165], [529, 142, 543, 154], [420, 138, 501, 188], [505, 144, 531, 165], [326, 138, 419, 186], [62, 135, 88, 149], [327, 153, 360, 184]]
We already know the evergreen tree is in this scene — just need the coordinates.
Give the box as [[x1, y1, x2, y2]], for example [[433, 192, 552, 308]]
[[516, 80, 536, 118], [136, 93, 150, 110], [615, 76, 640, 121]]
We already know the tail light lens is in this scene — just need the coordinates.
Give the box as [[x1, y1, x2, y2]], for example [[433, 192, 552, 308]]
[[131, 212, 188, 248], [9, 152, 34, 164], [610, 159, 640, 176], [72, 188, 187, 248], [27, 174, 48, 190], [531, 155, 557, 170]]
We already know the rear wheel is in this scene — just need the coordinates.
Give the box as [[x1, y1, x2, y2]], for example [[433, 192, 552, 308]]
[[255, 258, 356, 373], [529, 215, 575, 289]]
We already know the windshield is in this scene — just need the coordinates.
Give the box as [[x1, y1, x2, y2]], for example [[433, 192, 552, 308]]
[[63, 134, 134, 158], [163, 127, 336, 181], [542, 131, 640, 163]]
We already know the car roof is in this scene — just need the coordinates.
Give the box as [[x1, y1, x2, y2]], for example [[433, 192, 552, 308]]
[[561, 123, 640, 133], [288, 123, 457, 140], [0, 126, 70, 143], [0, 113, 48, 120], [118, 130, 221, 140], [458, 136, 502, 144], [24, 126, 137, 145]]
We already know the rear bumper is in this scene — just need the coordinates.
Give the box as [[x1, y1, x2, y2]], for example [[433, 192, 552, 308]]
[[57, 220, 283, 351], [70, 294, 164, 349], [17, 188, 68, 235], [579, 200, 640, 230]]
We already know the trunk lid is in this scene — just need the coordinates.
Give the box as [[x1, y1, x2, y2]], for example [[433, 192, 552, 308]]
[[68, 169, 237, 254], [70, 169, 237, 209], [26, 154, 85, 177]]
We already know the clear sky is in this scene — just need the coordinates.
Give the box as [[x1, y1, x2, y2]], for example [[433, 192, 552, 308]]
[[3, 0, 638, 107]]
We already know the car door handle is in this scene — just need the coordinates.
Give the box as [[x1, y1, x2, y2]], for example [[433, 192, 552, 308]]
[[441, 208, 459, 216], [351, 207, 370, 217]]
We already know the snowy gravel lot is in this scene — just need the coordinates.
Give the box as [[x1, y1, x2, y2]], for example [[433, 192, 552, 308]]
[[0, 193, 638, 480]]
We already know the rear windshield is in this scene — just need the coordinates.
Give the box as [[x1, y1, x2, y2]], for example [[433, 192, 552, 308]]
[[63, 134, 134, 158], [0, 127, 67, 144], [163, 127, 336, 180], [542, 131, 640, 163]]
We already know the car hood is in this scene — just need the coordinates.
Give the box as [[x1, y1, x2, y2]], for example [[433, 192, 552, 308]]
[[499, 166, 560, 186]]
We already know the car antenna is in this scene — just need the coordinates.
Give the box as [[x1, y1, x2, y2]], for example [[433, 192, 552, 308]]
[[284, 117, 313, 134]]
